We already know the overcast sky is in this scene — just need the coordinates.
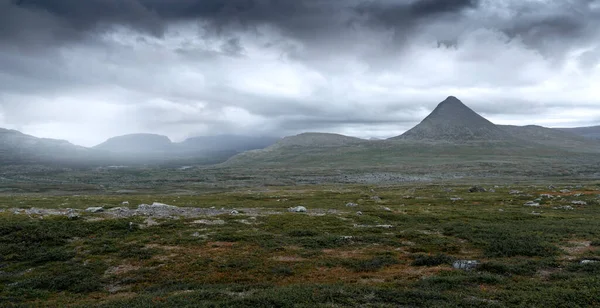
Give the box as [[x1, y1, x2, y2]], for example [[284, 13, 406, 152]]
[[1, 0, 599, 146]]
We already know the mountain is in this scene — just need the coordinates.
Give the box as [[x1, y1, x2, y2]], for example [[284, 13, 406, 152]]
[[392, 96, 511, 141], [557, 126, 600, 140], [0, 128, 99, 165], [94, 134, 173, 153]]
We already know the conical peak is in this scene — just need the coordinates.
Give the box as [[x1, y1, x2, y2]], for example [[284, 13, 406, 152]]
[[438, 96, 464, 106], [395, 96, 511, 141]]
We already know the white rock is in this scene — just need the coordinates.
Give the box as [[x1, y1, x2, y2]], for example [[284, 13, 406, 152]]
[[289, 206, 307, 213], [230, 210, 239, 215], [571, 201, 587, 206], [345, 202, 358, 207]]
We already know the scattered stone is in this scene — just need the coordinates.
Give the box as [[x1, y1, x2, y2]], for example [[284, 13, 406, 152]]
[[230, 210, 239, 215], [453, 260, 480, 271], [488, 189, 496, 193], [548, 185, 556, 190], [382, 207, 392, 212], [580, 260, 599, 265], [450, 197, 463, 202], [341, 236, 354, 240], [192, 219, 226, 225], [509, 190, 522, 195], [468, 186, 487, 193], [356, 211, 363, 216], [531, 211, 542, 216], [85, 207, 104, 213], [573, 193, 584, 197], [403, 195, 413, 199], [354, 224, 393, 228], [371, 196, 382, 202], [540, 194, 554, 198], [553, 206, 574, 210], [560, 189, 571, 194], [571, 201, 587, 206], [524, 201, 540, 207], [122, 201, 130, 205], [289, 206, 307, 213], [345, 202, 358, 207], [498, 209, 504, 212]]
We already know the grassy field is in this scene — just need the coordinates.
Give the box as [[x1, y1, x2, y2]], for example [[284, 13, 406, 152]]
[[1, 183, 600, 307]]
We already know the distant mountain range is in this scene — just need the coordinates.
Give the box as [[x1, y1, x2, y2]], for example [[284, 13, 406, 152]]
[[1, 96, 599, 167], [226, 97, 600, 168]]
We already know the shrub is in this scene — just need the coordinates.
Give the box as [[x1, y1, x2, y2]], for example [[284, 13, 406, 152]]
[[411, 253, 454, 267]]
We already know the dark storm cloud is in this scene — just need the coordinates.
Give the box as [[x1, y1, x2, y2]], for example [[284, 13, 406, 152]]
[[2, 0, 599, 53]]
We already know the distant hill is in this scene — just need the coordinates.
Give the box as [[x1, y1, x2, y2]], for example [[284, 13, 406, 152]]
[[94, 134, 173, 153], [499, 125, 600, 152], [392, 96, 511, 141], [273, 133, 363, 148], [0, 128, 99, 165], [557, 126, 600, 140]]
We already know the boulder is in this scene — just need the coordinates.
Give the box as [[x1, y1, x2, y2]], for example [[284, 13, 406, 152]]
[[289, 206, 307, 213], [571, 201, 587, 206], [345, 202, 358, 207], [524, 201, 540, 207], [453, 260, 480, 271], [468, 186, 487, 193], [85, 207, 104, 213]]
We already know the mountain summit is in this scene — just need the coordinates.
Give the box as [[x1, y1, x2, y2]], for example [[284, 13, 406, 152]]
[[394, 96, 510, 141]]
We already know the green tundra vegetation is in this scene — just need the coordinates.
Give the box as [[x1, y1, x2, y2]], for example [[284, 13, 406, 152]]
[[1, 182, 600, 307]]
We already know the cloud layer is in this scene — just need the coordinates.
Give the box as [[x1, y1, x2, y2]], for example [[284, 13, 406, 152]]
[[1, 0, 599, 146]]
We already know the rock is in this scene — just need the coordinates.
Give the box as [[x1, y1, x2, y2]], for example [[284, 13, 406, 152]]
[[289, 206, 307, 213], [230, 210, 239, 215], [353, 224, 393, 228], [345, 202, 358, 207], [144, 217, 159, 227], [571, 201, 587, 206], [540, 194, 554, 198], [450, 197, 463, 202], [509, 190, 522, 195], [548, 185, 555, 190], [85, 207, 104, 213], [553, 206, 574, 210], [341, 236, 354, 240], [498, 209, 504, 212], [524, 201, 540, 207], [122, 201, 130, 205], [383, 207, 392, 212], [192, 219, 226, 225], [371, 196, 382, 202], [573, 193, 583, 197], [468, 186, 487, 193], [453, 260, 480, 271], [356, 211, 363, 215], [66, 209, 79, 219], [488, 189, 496, 193], [560, 189, 571, 193], [580, 260, 599, 265], [531, 211, 542, 216]]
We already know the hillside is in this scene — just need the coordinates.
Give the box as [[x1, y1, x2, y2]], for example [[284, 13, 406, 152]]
[[0, 128, 99, 165], [557, 126, 600, 140], [499, 125, 600, 152]]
